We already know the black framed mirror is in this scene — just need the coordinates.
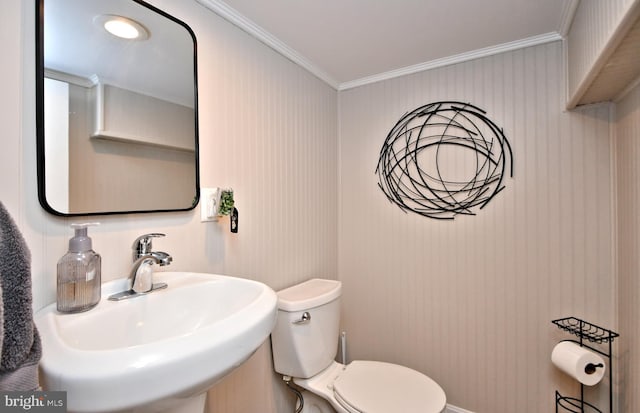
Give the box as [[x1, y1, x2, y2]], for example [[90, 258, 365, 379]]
[[36, 0, 199, 216]]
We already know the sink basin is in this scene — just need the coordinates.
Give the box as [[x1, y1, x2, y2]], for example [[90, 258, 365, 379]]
[[35, 272, 277, 413]]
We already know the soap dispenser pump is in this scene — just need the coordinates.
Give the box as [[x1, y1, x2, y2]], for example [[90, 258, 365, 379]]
[[57, 223, 101, 313]]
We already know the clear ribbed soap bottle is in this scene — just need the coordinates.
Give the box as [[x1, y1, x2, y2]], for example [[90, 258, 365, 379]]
[[57, 223, 101, 313]]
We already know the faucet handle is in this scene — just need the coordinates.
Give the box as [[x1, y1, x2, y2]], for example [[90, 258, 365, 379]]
[[132, 233, 165, 261]]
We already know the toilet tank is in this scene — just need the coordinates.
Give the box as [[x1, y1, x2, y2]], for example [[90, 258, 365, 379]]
[[271, 279, 341, 379]]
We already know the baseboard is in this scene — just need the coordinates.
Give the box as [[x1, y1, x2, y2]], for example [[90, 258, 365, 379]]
[[446, 404, 475, 413]]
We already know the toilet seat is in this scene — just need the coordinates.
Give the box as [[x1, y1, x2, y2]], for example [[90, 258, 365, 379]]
[[332, 360, 446, 413]]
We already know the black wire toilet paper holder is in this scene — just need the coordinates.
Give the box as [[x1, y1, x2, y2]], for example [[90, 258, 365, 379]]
[[552, 317, 619, 413]]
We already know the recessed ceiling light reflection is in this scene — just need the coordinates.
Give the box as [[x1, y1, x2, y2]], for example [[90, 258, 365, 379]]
[[94, 15, 150, 40]]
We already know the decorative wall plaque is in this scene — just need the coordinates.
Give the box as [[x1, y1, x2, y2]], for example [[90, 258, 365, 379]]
[[376, 101, 513, 220]]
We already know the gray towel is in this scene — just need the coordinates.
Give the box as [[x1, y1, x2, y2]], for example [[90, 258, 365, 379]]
[[0, 202, 41, 391]]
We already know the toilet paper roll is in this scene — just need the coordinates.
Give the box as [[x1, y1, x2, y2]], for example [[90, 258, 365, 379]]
[[551, 341, 606, 386]]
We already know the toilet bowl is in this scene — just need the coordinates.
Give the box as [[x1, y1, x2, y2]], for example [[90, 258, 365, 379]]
[[271, 278, 446, 413]]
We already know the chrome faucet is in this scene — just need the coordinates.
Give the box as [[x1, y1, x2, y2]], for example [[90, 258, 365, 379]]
[[108, 233, 172, 301], [130, 233, 172, 293]]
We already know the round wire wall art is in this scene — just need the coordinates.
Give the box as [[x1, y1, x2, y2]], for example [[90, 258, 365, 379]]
[[375, 101, 513, 220]]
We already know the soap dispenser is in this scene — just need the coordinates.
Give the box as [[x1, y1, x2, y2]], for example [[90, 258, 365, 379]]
[[57, 223, 101, 313]]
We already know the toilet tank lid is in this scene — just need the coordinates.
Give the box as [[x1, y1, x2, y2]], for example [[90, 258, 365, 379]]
[[277, 278, 341, 311]]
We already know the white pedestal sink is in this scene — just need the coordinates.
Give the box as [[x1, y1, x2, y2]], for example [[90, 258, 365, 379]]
[[35, 272, 277, 413]]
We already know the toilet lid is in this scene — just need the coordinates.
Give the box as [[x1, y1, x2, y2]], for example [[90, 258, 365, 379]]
[[333, 361, 446, 413]]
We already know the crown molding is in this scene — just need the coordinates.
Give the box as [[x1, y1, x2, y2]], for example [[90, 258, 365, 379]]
[[195, 0, 340, 89], [338, 32, 563, 91]]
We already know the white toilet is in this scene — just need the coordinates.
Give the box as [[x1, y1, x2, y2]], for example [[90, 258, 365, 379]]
[[271, 278, 447, 413]]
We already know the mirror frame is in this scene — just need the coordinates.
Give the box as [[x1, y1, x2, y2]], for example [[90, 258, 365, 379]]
[[35, 0, 200, 216]]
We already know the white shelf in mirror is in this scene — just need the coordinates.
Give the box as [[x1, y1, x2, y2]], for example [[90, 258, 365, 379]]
[[92, 81, 196, 152]]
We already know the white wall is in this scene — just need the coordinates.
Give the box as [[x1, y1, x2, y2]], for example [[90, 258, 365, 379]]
[[338, 42, 615, 412], [616, 81, 640, 413], [2, 0, 337, 411], [43, 77, 69, 212]]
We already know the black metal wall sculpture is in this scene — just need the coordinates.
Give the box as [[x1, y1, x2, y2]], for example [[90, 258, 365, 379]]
[[375, 101, 513, 220]]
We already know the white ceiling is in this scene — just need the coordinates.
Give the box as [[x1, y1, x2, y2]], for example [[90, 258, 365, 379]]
[[200, 0, 577, 89]]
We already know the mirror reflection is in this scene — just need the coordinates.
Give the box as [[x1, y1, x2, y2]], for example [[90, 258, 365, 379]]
[[37, 0, 199, 216]]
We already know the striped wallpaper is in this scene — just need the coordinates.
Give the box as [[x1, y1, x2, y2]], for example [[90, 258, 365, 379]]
[[616, 82, 640, 413], [338, 41, 615, 412]]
